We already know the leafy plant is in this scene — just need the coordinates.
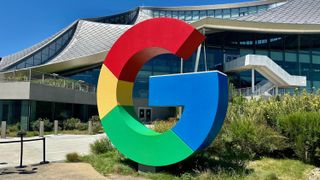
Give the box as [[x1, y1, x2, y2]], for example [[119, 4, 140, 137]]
[[31, 118, 53, 131], [90, 138, 114, 154], [277, 112, 320, 165]]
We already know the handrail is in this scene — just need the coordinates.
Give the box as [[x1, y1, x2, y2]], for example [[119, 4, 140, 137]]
[[0, 69, 96, 93], [0, 134, 48, 168]]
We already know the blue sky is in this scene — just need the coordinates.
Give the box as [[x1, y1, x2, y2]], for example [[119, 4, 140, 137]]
[[0, 0, 253, 57]]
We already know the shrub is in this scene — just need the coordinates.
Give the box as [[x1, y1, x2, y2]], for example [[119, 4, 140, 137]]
[[89, 116, 103, 134], [76, 122, 88, 131], [31, 118, 53, 131], [153, 118, 177, 133], [277, 112, 320, 165], [63, 118, 81, 130], [7, 123, 20, 133], [90, 138, 114, 154], [66, 152, 81, 162], [209, 117, 286, 163]]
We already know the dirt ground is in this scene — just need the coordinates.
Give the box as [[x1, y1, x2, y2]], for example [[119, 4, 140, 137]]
[[0, 163, 146, 180]]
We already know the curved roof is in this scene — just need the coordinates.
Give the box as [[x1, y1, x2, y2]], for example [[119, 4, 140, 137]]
[[1, 0, 320, 73], [237, 0, 320, 24]]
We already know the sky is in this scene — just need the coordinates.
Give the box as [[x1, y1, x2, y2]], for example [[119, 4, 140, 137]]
[[0, 0, 254, 57]]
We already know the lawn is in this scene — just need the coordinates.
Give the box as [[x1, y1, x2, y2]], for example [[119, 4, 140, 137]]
[[80, 151, 315, 180]]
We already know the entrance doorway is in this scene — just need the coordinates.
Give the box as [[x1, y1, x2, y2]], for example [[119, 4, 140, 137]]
[[138, 107, 152, 123]]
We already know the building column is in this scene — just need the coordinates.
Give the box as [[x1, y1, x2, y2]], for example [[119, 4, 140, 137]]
[[20, 101, 30, 131], [252, 69, 255, 94], [194, 44, 202, 72]]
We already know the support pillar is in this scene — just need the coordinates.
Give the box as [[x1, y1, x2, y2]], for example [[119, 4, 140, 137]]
[[1, 121, 6, 139], [88, 120, 93, 135], [252, 69, 255, 94], [194, 44, 202, 72], [39, 120, 44, 137], [276, 86, 279, 95], [54, 120, 59, 135]]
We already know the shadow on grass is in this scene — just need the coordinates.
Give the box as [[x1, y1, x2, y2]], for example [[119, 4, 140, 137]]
[[118, 151, 254, 177]]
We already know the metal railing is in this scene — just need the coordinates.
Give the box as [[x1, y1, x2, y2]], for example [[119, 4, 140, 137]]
[[0, 132, 48, 168], [0, 69, 96, 93]]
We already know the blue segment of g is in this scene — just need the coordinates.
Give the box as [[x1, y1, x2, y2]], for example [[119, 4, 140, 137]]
[[149, 71, 229, 151]]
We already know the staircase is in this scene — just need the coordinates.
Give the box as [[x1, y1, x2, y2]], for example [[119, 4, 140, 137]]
[[224, 55, 307, 96]]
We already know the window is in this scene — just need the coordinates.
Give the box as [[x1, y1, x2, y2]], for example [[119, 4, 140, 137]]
[[172, 11, 178, 19], [165, 11, 172, 18], [313, 54, 320, 64], [178, 11, 185, 20], [285, 52, 297, 62], [199, 11, 207, 19], [258, 5, 268, 12], [185, 11, 192, 21], [192, 11, 199, 21], [222, 9, 231, 18], [270, 51, 283, 61], [159, 11, 165, 17], [215, 9, 222, 18], [299, 53, 310, 63], [248, 6, 257, 14], [231, 8, 239, 18], [208, 10, 214, 17], [239, 7, 248, 16]]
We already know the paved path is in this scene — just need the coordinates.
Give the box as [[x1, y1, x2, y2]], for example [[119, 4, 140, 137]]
[[0, 134, 106, 168], [0, 162, 147, 180]]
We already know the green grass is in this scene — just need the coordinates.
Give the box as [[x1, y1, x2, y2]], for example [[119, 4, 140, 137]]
[[81, 151, 315, 180], [246, 158, 315, 180]]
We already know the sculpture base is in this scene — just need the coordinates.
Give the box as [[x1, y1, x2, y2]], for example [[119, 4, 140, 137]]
[[138, 164, 157, 173]]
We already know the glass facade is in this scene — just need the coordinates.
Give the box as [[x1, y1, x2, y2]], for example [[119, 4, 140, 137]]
[[0, 100, 97, 128], [93, 9, 139, 25], [150, 4, 271, 22], [4, 24, 77, 71], [204, 31, 320, 91]]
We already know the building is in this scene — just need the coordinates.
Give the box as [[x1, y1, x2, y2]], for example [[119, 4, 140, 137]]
[[0, 0, 319, 128]]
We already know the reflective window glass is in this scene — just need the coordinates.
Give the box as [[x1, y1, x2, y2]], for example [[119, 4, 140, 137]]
[[159, 11, 165, 17], [231, 8, 239, 18], [215, 9, 222, 18], [192, 11, 199, 20], [270, 51, 283, 61], [285, 52, 297, 62], [178, 11, 185, 20], [172, 11, 178, 18], [222, 9, 231, 18], [165, 11, 172, 17], [299, 53, 310, 63], [249, 6, 257, 14], [208, 10, 214, 17], [185, 11, 192, 21], [258, 5, 268, 12], [199, 11, 207, 19], [239, 7, 248, 16], [313, 54, 320, 64]]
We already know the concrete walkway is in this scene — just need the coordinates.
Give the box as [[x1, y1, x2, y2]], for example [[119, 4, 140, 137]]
[[0, 162, 147, 180], [0, 134, 106, 168]]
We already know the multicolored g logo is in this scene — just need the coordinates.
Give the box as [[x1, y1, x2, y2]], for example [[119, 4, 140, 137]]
[[97, 18, 228, 166]]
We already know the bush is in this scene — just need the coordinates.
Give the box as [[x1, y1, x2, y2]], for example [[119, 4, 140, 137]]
[[76, 122, 88, 131], [153, 118, 177, 133], [209, 117, 286, 163], [7, 123, 20, 133], [89, 116, 103, 134], [63, 118, 81, 130], [277, 112, 320, 165], [90, 138, 114, 154], [31, 118, 53, 131], [66, 152, 81, 162]]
